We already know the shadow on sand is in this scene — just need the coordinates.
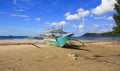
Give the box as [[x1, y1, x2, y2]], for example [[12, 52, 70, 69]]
[[63, 44, 90, 51], [29, 43, 41, 48]]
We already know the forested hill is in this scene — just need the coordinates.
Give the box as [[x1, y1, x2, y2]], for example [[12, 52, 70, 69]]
[[82, 32, 115, 37]]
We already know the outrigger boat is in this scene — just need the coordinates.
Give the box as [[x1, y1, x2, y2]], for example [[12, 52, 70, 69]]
[[43, 29, 74, 47]]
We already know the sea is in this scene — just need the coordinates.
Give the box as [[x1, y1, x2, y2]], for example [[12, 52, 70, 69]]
[[0, 36, 120, 40]]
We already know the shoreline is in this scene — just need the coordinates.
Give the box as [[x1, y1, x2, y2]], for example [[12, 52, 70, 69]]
[[0, 39, 119, 45]]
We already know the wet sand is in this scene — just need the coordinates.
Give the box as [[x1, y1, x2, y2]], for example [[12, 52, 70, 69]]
[[0, 40, 120, 71]]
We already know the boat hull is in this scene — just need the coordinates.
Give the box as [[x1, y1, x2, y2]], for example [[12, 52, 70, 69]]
[[44, 33, 73, 47]]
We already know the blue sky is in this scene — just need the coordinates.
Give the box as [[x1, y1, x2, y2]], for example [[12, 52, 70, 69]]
[[0, 0, 116, 36]]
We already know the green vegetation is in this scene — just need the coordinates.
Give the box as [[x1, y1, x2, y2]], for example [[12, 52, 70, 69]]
[[82, 32, 113, 37], [112, 0, 120, 36]]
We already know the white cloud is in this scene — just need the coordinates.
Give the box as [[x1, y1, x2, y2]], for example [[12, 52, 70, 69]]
[[79, 23, 115, 34], [94, 16, 106, 20], [77, 8, 84, 12], [13, 0, 17, 5], [35, 18, 41, 22], [93, 24, 99, 27], [65, 8, 90, 20], [44, 22, 52, 27], [100, 24, 114, 32], [11, 14, 29, 18], [81, 18, 86, 22], [79, 24, 84, 29], [65, 12, 79, 20], [102, 23, 114, 27], [14, 9, 25, 12], [94, 16, 113, 20], [45, 22, 50, 25], [70, 18, 86, 29], [107, 16, 113, 20], [79, 29, 84, 32], [93, 23, 114, 33], [51, 22, 58, 26], [59, 21, 67, 26], [12, 0, 36, 13], [92, 0, 116, 15], [78, 18, 86, 29], [72, 25, 77, 29], [90, 14, 94, 17], [51, 21, 67, 27]]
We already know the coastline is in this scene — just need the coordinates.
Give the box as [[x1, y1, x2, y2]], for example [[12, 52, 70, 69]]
[[0, 40, 120, 71]]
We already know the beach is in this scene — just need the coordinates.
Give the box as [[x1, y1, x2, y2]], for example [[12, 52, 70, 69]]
[[0, 40, 120, 71]]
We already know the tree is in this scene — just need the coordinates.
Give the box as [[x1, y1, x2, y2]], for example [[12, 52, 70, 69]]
[[113, 0, 120, 36]]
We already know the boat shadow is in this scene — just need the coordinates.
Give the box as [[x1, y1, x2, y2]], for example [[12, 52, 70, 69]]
[[63, 44, 90, 51]]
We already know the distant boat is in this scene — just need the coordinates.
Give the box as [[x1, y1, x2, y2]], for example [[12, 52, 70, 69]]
[[9, 35, 12, 37], [44, 33, 73, 47], [27, 34, 43, 39]]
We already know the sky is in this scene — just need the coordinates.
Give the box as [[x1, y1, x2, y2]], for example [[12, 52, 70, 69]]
[[0, 0, 117, 36]]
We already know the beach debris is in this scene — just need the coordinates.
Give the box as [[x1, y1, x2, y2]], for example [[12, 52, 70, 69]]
[[18, 57, 22, 61], [8, 67, 15, 71], [36, 59, 41, 62], [93, 55, 104, 57], [82, 55, 120, 65], [29, 43, 41, 48], [68, 53, 78, 60]]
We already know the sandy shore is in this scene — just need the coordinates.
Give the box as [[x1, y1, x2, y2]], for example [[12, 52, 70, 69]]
[[0, 40, 120, 71]]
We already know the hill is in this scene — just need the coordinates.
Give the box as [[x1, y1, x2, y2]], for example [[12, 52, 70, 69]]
[[82, 32, 114, 37]]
